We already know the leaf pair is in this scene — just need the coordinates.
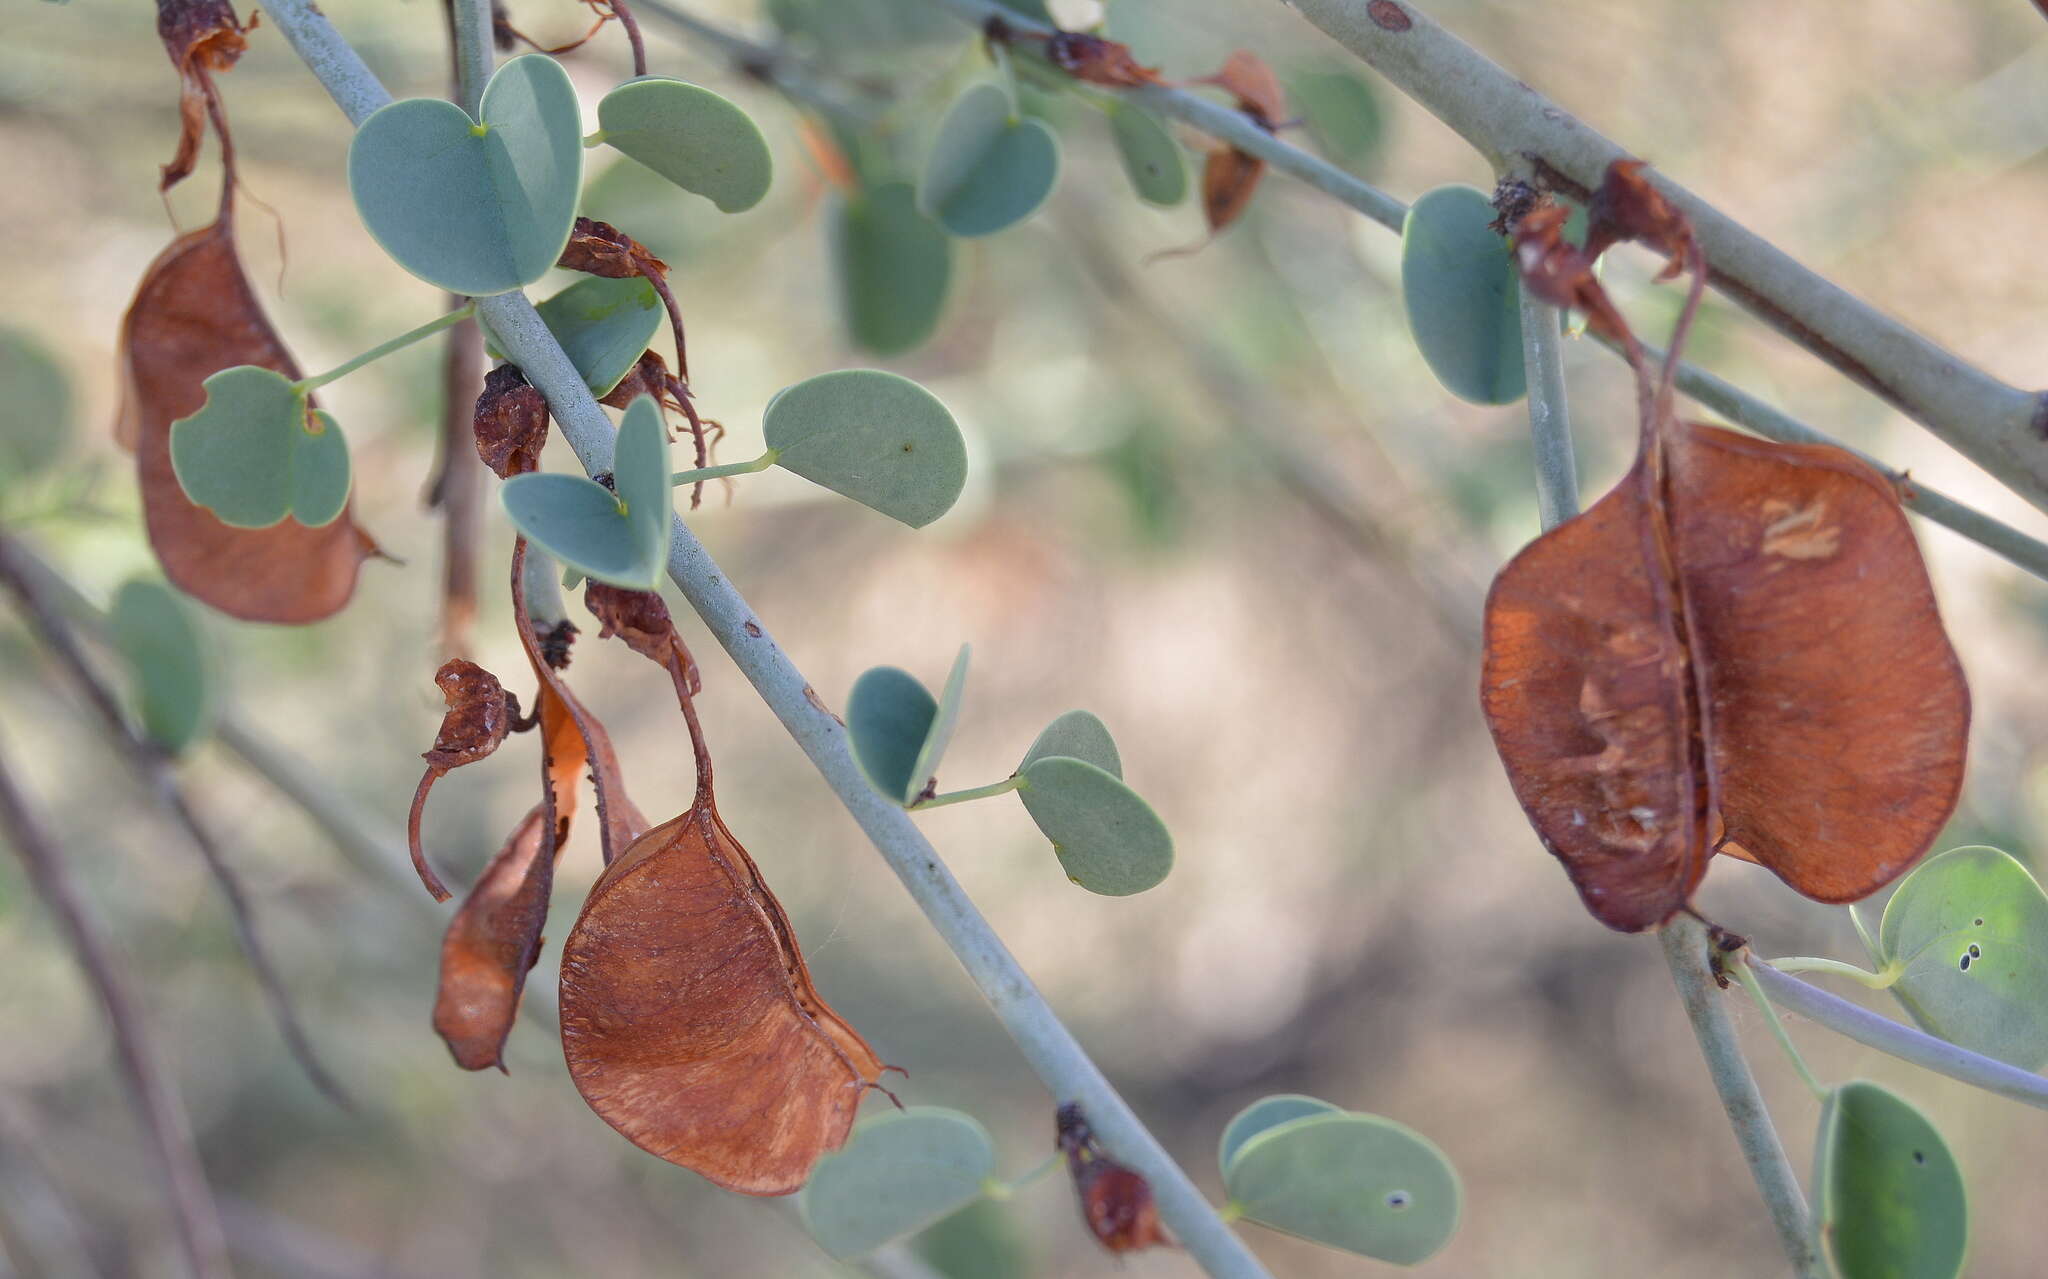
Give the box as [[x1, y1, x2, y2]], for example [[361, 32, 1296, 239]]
[[1812, 1081, 1966, 1279], [917, 82, 1060, 238], [501, 395, 673, 590], [846, 652, 1172, 896], [1218, 1094, 1461, 1264]]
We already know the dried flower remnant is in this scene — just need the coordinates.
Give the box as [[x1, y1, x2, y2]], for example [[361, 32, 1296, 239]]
[[473, 363, 550, 479], [1056, 1103, 1168, 1253], [1478, 159, 1969, 933], [156, 0, 250, 192], [1151, 50, 1287, 258], [1044, 31, 1166, 88], [584, 583, 701, 703], [557, 216, 667, 280], [407, 659, 523, 902]]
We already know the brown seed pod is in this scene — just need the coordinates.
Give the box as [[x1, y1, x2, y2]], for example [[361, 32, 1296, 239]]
[[1056, 1103, 1169, 1253]]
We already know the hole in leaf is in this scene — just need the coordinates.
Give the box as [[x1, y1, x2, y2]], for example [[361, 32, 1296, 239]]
[[1959, 954, 1973, 972], [1385, 1190, 1412, 1210], [1968, 943, 1982, 958], [1974, 917, 1985, 927], [1912, 1150, 1927, 1165]]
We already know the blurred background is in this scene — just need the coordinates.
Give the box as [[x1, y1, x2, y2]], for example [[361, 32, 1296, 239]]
[[4, 0, 2048, 1274]]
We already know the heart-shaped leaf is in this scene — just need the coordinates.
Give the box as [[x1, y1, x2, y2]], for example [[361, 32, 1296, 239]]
[[109, 579, 209, 755], [1223, 1112, 1461, 1265], [0, 328, 72, 489], [530, 275, 665, 398], [1020, 710, 1121, 779], [762, 370, 966, 527], [832, 183, 952, 356], [169, 365, 350, 529], [846, 646, 969, 805], [916, 83, 1060, 238], [1017, 757, 1172, 896], [595, 77, 772, 214], [1107, 103, 1186, 207], [1401, 184, 1524, 405], [798, 1106, 997, 1260], [1813, 1081, 1967, 1279], [348, 53, 583, 296], [501, 395, 670, 588], [1218, 1094, 1342, 1173], [1873, 845, 2048, 1070]]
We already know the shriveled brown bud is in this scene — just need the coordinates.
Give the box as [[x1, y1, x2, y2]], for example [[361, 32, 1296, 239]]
[[1056, 1104, 1170, 1253], [1585, 159, 1692, 277], [474, 363, 550, 479], [157, 0, 249, 191], [585, 583, 702, 701], [1044, 32, 1165, 88], [409, 659, 523, 901], [558, 217, 668, 279], [600, 349, 685, 413]]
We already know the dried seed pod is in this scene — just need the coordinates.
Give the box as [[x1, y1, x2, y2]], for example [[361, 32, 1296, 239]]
[[1056, 1103, 1169, 1253], [432, 804, 553, 1071]]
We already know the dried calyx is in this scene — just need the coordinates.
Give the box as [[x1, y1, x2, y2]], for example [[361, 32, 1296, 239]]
[[1057, 1103, 1169, 1253]]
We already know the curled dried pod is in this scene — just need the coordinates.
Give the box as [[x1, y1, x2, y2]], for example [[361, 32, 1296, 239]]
[[408, 658, 522, 901]]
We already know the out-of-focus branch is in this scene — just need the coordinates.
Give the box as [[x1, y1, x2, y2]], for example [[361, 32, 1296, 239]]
[[0, 531, 352, 1110], [427, 307, 485, 660], [0, 736, 230, 1279], [631, 0, 889, 122]]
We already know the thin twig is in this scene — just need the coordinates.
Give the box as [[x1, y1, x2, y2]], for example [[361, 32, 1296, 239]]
[[427, 306, 484, 659], [0, 532, 353, 1111], [0, 736, 231, 1279], [1519, 294, 1578, 530], [629, 0, 888, 123], [256, 7, 1276, 1274]]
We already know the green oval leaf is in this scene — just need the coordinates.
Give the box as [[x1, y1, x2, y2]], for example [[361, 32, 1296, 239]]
[[1107, 103, 1186, 207], [500, 396, 669, 588], [1017, 756, 1172, 896], [348, 54, 584, 295], [763, 370, 966, 528], [847, 666, 937, 804], [596, 77, 773, 214], [109, 579, 209, 755], [832, 183, 951, 356], [916, 83, 1060, 238], [1814, 1081, 1967, 1279], [1019, 710, 1120, 779], [1218, 1094, 1343, 1175], [1288, 65, 1386, 174], [1874, 845, 2048, 1070], [168, 366, 351, 529], [534, 275, 665, 397], [1400, 184, 1524, 405], [798, 1106, 996, 1260], [1224, 1112, 1461, 1265], [0, 328, 72, 487]]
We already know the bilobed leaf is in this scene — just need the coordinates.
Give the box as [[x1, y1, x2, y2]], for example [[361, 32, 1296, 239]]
[[1875, 846, 2048, 1070], [1224, 1112, 1461, 1265], [847, 666, 938, 805], [1020, 710, 1121, 778], [596, 77, 772, 213], [0, 329, 72, 487], [108, 579, 209, 755], [1401, 185, 1525, 405], [500, 397, 670, 589], [531, 275, 665, 398], [1107, 103, 1186, 207], [916, 83, 1060, 238], [762, 370, 966, 527], [348, 54, 583, 295], [168, 365, 351, 529], [1017, 757, 1172, 896], [1813, 1082, 1967, 1279], [1217, 1094, 1342, 1173], [832, 183, 951, 356], [115, 215, 375, 623], [798, 1107, 997, 1258]]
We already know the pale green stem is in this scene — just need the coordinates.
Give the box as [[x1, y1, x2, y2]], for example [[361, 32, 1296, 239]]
[[1766, 957, 1898, 990], [908, 775, 1024, 811], [1518, 292, 1577, 530], [293, 304, 476, 393], [672, 450, 777, 486], [1732, 955, 1831, 1102], [258, 6, 1273, 1276], [1847, 902, 1879, 959]]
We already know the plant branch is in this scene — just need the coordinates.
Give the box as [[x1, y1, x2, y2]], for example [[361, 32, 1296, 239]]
[[629, 0, 889, 123], [1519, 294, 1578, 530], [1660, 919, 1823, 1279], [258, 5, 1272, 1275], [1275, 0, 2048, 517], [0, 531, 353, 1110], [0, 735, 230, 1279], [1746, 954, 2048, 1112]]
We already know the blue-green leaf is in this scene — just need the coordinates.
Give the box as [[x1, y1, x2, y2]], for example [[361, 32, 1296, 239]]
[[1813, 1081, 1967, 1279], [109, 579, 209, 755], [348, 54, 583, 295], [1224, 1112, 1461, 1265], [1874, 845, 2048, 1070], [533, 275, 665, 398], [847, 666, 939, 804], [1019, 710, 1120, 779], [1218, 1095, 1342, 1174], [596, 77, 773, 214], [1017, 756, 1171, 895], [168, 365, 350, 529], [917, 83, 1060, 238], [0, 328, 72, 487], [799, 1107, 997, 1260], [500, 396, 669, 588], [1400, 185, 1524, 405], [832, 184, 951, 356], [909, 645, 970, 795], [763, 370, 966, 527], [1288, 65, 1386, 174], [1107, 103, 1186, 207]]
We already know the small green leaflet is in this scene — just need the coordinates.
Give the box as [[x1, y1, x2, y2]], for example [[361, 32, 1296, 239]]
[[595, 77, 773, 214], [847, 646, 969, 805], [832, 184, 951, 356], [168, 366, 350, 529], [1813, 1081, 1967, 1279], [1400, 185, 1525, 405], [1017, 756, 1172, 896], [501, 396, 671, 588], [916, 83, 1060, 238], [109, 579, 210, 755], [1107, 103, 1187, 207], [761, 369, 966, 528], [1221, 1105, 1462, 1265], [798, 1107, 996, 1260]]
